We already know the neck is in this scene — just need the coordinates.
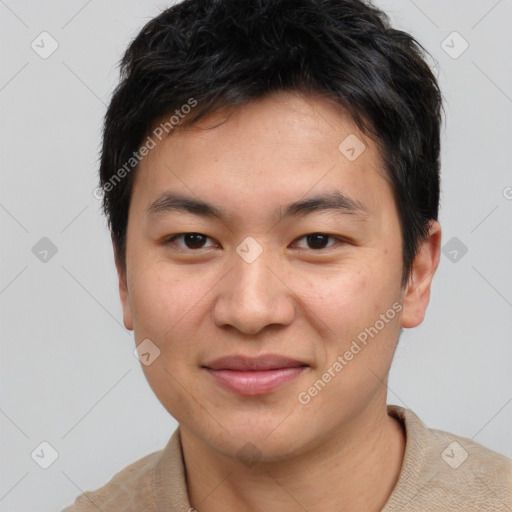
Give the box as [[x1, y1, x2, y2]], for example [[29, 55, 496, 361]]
[[181, 403, 405, 512]]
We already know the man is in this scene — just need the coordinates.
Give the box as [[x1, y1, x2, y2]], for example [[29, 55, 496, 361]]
[[64, 0, 512, 510]]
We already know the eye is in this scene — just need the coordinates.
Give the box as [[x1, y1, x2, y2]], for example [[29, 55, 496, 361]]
[[293, 233, 342, 250], [164, 233, 217, 250], [163, 232, 345, 252]]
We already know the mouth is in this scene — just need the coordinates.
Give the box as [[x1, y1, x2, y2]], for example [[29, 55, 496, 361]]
[[202, 355, 309, 396]]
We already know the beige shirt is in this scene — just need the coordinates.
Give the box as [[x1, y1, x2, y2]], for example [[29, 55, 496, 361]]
[[62, 405, 512, 511]]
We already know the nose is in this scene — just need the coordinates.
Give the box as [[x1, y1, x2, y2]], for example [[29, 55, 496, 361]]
[[212, 250, 296, 335]]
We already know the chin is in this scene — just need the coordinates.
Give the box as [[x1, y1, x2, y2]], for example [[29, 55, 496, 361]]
[[191, 413, 314, 464], [216, 432, 308, 465]]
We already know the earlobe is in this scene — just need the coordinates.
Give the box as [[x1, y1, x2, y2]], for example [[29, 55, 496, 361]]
[[114, 248, 134, 331], [400, 221, 442, 328], [118, 271, 134, 331]]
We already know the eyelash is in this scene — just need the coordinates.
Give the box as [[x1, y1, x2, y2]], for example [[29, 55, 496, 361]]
[[163, 232, 346, 252]]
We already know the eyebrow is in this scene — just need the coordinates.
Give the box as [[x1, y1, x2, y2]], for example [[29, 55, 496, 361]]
[[146, 190, 369, 221]]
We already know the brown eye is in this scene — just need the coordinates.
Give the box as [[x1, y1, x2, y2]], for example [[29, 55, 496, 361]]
[[166, 233, 216, 250], [294, 233, 339, 250]]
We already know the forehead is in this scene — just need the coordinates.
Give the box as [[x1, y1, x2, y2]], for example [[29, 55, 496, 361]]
[[130, 91, 392, 223]]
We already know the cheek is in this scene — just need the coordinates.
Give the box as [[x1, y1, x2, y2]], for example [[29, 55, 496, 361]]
[[299, 262, 374, 332], [301, 257, 401, 359], [128, 262, 199, 341], [130, 265, 207, 419]]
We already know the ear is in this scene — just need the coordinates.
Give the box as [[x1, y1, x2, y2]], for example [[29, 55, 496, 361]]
[[400, 221, 442, 328], [113, 243, 134, 331]]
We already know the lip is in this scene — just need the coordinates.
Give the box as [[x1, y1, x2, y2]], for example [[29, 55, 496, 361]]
[[203, 355, 309, 395], [204, 355, 306, 371]]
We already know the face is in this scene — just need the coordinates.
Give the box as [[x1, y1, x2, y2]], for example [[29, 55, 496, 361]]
[[117, 91, 440, 461]]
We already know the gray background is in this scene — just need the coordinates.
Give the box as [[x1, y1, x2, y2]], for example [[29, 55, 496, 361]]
[[1, 0, 511, 510]]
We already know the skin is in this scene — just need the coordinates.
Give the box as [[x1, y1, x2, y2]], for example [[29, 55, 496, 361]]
[[115, 90, 441, 511]]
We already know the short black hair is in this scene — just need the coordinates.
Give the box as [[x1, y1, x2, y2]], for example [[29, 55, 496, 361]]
[[99, 0, 443, 287]]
